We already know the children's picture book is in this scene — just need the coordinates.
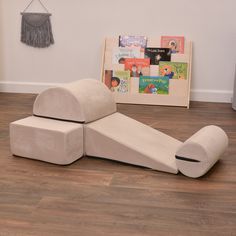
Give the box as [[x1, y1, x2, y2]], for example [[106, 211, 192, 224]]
[[124, 58, 150, 77], [119, 35, 147, 51], [111, 70, 130, 93], [139, 76, 169, 94], [159, 62, 188, 79], [112, 47, 141, 64], [161, 36, 185, 54], [104, 70, 113, 89], [144, 48, 171, 65]]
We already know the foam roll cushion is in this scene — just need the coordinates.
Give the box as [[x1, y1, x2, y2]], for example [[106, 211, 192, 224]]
[[33, 79, 117, 123], [175, 125, 228, 178], [10, 116, 84, 165]]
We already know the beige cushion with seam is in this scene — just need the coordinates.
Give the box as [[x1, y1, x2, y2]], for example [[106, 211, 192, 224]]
[[85, 112, 181, 174], [176, 125, 228, 178], [10, 116, 84, 165], [33, 79, 117, 123]]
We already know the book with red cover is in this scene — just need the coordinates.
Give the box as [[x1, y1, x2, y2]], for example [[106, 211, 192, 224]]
[[124, 58, 150, 77]]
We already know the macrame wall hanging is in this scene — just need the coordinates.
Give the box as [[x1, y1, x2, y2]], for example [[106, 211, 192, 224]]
[[21, 0, 54, 48]]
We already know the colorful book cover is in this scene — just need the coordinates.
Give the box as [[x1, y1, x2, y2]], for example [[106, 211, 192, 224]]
[[145, 47, 171, 65], [104, 70, 113, 89], [111, 70, 130, 93], [161, 36, 185, 54], [119, 35, 147, 51], [124, 58, 150, 77], [139, 76, 169, 94], [159, 62, 188, 79], [112, 47, 141, 64]]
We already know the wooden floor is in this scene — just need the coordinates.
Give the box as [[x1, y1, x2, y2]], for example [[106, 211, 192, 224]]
[[0, 93, 236, 236]]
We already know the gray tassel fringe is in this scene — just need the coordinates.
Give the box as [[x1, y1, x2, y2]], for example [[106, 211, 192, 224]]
[[21, 13, 54, 48]]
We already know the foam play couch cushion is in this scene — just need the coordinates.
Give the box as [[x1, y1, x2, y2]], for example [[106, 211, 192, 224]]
[[175, 125, 228, 178], [10, 116, 84, 165], [9, 78, 229, 177], [85, 112, 182, 174], [33, 79, 117, 123]]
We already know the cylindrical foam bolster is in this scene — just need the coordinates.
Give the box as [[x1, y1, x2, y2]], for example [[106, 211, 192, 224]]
[[175, 125, 228, 178]]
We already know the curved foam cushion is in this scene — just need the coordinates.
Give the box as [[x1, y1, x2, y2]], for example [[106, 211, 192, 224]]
[[10, 116, 84, 165], [175, 125, 228, 178], [85, 112, 181, 174], [33, 79, 117, 123]]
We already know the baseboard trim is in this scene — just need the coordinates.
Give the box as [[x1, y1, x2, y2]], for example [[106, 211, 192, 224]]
[[0, 81, 65, 94], [190, 89, 233, 103], [0, 81, 233, 103]]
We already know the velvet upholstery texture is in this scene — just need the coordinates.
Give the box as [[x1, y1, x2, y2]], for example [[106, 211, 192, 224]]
[[33, 79, 117, 123], [85, 112, 181, 174], [10, 79, 229, 177], [176, 125, 228, 178], [10, 116, 84, 165]]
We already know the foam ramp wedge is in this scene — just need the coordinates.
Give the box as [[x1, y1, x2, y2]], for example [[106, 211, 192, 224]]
[[85, 112, 181, 174], [176, 126, 229, 178], [10, 116, 84, 165]]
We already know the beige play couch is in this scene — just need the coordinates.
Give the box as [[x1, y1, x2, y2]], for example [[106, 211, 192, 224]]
[[10, 79, 228, 178]]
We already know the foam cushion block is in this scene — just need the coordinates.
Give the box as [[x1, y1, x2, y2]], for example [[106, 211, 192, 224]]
[[10, 116, 84, 165], [85, 112, 181, 174], [176, 125, 228, 178], [33, 79, 117, 123]]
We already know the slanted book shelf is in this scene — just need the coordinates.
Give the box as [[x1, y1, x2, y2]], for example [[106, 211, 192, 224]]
[[101, 36, 192, 108]]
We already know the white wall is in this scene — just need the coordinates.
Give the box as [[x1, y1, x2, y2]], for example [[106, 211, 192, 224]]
[[0, 0, 3, 83], [0, 0, 236, 102]]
